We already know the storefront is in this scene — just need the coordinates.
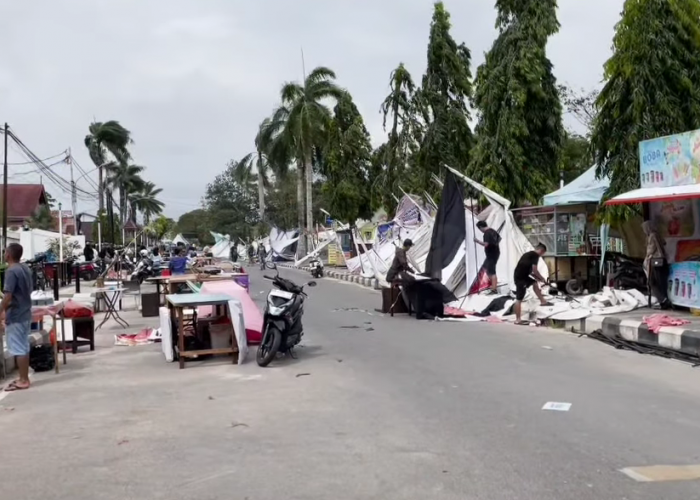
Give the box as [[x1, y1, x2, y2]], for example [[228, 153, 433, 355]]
[[608, 128, 700, 308]]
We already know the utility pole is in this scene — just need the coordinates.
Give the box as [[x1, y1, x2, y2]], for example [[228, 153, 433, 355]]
[[68, 148, 78, 236], [2, 123, 8, 261]]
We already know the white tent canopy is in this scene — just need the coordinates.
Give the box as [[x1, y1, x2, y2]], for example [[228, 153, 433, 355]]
[[172, 233, 189, 246], [543, 165, 609, 206]]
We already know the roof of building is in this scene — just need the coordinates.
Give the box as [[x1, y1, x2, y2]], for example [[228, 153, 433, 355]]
[[123, 220, 141, 230], [0, 184, 47, 219]]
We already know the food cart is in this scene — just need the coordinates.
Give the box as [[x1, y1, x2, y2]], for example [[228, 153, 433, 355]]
[[606, 128, 700, 308]]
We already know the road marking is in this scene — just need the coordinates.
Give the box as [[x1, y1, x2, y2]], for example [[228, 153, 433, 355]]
[[542, 402, 572, 411], [620, 465, 700, 482]]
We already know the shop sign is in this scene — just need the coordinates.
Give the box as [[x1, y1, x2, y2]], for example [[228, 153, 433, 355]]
[[639, 129, 700, 188], [668, 261, 700, 308]]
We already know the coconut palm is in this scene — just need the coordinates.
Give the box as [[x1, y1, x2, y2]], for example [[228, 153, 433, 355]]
[[264, 67, 345, 254], [84, 121, 132, 213], [130, 181, 164, 224], [105, 163, 145, 225]]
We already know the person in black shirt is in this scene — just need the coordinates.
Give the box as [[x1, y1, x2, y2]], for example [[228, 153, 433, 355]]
[[83, 243, 95, 262], [474, 221, 501, 294], [513, 243, 552, 324]]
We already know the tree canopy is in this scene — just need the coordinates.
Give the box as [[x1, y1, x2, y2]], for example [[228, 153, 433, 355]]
[[469, 0, 563, 206], [591, 0, 700, 221]]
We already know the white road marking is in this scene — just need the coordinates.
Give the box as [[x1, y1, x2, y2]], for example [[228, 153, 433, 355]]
[[542, 402, 572, 411], [620, 465, 700, 482]]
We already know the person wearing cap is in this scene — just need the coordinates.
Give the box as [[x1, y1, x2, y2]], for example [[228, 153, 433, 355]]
[[386, 239, 415, 283], [474, 220, 501, 294]]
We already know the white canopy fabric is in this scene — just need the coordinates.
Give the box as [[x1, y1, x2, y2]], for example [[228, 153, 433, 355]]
[[269, 227, 299, 261], [172, 233, 189, 246], [606, 184, 700, 205], [543, 165, 609, 206]]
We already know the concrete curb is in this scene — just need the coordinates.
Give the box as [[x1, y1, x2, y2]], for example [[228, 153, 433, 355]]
[[556, 315, 700, 358], [277, 264, 379, 291]]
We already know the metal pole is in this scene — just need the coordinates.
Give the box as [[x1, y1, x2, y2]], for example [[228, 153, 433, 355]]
[[58, 202, 64, 262], [2, 123, 8, 261], [98, 221, 102, 251], [68, 148, 77, 235]]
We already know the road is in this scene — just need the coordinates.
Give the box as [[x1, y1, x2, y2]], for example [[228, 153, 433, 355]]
[[2, 266, 700, 499]]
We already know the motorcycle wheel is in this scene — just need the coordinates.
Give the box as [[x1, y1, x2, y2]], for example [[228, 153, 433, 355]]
[[256, 325, 282, 367]]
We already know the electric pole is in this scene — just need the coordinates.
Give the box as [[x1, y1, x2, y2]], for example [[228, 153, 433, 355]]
[[2, 123, 8, 261], [67, 148, 77, 235]]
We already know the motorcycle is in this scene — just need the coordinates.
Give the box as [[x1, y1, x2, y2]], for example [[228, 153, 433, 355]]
[[607, 252, 647, 292], [130, 256, 155, 284], [257, 263, 317, 367], [309, 257, 324, 278], [26, 253, 47, 291]]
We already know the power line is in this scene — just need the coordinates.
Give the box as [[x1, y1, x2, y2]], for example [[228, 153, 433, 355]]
[[5, 151, 68, 166]]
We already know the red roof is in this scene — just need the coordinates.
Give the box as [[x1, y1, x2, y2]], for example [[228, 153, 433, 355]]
[[123, 220, 140, 230], [0, 184, 47, 219]]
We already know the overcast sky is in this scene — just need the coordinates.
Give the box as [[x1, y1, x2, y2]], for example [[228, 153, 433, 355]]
[[0, 0, 623, 219]]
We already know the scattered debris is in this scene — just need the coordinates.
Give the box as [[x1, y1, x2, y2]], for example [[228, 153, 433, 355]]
[[542, 402, 572, 412], [336, 359, 343, 363], [296, 373, 311, 378], [114, 328, 160, 346], [208, 396, 215, 400], [442, 470, 449, 474], [230, 422, 249, 429], [117, 439, 130, 445], [365, 327, 375, 332], [541, 346, 553, 350], [340, 325, 360, 329], [3, 406, 15, 412]]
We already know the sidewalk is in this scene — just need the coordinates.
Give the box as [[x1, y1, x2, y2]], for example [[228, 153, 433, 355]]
[[554, 308, 700, 359], [2, 281, 156, 378]]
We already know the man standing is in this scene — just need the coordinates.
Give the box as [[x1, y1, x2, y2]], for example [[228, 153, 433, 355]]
[[2, 243, 34, 391], [386, 239, 415, 282], [513, 243, 552, 325], [474, 221, 501, 294]]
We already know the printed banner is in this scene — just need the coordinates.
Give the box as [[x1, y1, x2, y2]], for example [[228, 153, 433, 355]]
[[639, 129, 700, 188], [668, 261, 700, 308], [650, 200, 697, 238]]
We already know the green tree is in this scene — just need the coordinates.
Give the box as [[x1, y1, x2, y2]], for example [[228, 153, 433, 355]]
[[267, 67, 345, 254], [560, 133, 592, 185], [321, 94, 374, 224], [469, 0, 563, 206], [149, 214, 175, 241], [92, 211, 122, 245], [414, 2, 473, 193], [28, 205, 55, 231], [376, 63, 420, 212], [130, 181, 164, 224], [174, 209, 213, 245], [84, 121, 132, 213], [558, 84, 599, 133], [105, 163, 145, 225], [591, 0, 700, 222]]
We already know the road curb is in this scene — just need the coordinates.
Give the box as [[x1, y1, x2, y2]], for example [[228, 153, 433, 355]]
[[557, 314, 700, 358], [277, 264, 379, 290]]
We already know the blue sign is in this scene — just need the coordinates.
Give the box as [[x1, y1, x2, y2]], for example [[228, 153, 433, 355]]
[[325, 217, 333, 225], [639, 129, 700, 188]]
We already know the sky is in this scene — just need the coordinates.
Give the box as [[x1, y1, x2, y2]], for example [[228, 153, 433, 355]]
[[0, 0, 624, 220]]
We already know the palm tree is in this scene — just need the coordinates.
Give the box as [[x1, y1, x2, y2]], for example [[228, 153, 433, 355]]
[[130, 181, 164, 224], [268, 67, 345, 254], [105, 163, 145, 225], [84, 121, 132, 213], [230, 154, 257, 194], [253, 119, 274, 221]]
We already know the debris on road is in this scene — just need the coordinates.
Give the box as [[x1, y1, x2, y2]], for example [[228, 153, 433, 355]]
[[208, 396, 215, 400], [230, 422, 249, 429], [340, 325, 360, 329], [541, 346, 553, 350], [542, 402, 572, 412], [296, 373, 311, 378], [117, 439, 130, 445]]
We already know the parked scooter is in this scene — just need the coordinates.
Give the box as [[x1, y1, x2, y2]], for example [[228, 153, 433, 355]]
[[130, 251, 156, 284], [257, 263, 317, 367], [607, 252, 647, 292], [309, 257, 324, 278]]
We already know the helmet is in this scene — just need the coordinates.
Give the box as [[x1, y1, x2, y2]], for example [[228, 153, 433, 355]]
[[140, 249, 148, 257]]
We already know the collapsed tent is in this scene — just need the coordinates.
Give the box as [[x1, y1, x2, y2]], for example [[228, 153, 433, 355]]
[[269, 227, 299, 261], [209, 232, 235, 259]]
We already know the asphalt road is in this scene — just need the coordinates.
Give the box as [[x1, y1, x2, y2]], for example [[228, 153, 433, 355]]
[[2, 266, 700, 499]]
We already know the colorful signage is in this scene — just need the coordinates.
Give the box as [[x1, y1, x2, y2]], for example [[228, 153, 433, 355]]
[[668, 261, 700, 308], [639, 129, 700, 188]]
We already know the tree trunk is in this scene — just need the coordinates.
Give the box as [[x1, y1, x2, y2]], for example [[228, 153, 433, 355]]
[[257, 166, 265, 222], [305, 155, 313, 255], [98, 166, 104, 214], [296, 160, 305, 256]]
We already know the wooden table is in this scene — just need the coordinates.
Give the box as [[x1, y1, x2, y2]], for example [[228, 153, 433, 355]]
[[165, 293, 238, 369], [166, 274, 247, 295], [145, 276, 170, 304]]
